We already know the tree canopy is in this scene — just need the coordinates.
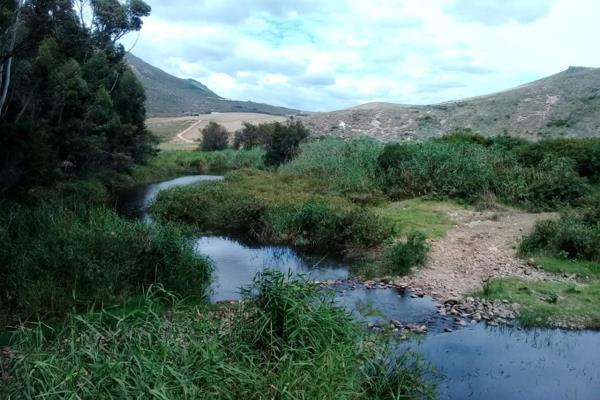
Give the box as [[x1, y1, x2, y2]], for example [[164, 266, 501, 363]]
[[0, 0, 153, 193]]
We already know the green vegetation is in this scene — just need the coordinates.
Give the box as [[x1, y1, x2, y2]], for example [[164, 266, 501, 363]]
[[480, 278, 600, 328], [0, 200, 211, 322], [383, 231, 430, 275], [377, 139, 589, 211], [0, 0, 155, 195], [1, 271, 434, 399], [200, 121, 230, 151], [481, 190, 600, 328], [520, 193, 600, 261], [128, 148, 265, 184], [152, 180, 392, 253]]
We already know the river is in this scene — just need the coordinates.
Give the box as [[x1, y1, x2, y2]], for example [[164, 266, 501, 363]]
[[118, 175, 600, 400]]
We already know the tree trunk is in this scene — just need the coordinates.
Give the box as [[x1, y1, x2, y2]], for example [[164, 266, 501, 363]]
[[0, 1, 23, 116]]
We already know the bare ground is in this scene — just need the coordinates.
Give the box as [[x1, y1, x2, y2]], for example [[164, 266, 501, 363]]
[[152, 113, 287, 150], [395, 209, 565, 301]]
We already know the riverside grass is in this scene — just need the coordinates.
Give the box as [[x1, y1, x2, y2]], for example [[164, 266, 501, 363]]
[[1, 271, 435, 400], [0, 200, 212, 323]]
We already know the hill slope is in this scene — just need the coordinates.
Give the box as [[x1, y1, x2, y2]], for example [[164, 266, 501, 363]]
[[126, 54, 299, 117], [304, 66, 600, 140]]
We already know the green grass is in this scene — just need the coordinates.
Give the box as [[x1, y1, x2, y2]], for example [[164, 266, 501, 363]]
[[534, 255, 600, 278], [480, 277, 600, 329], [0, 201, 212, 324], [128, 149, 265, 186], [376, 199, 458, 239], [1, 271, 435, 400]]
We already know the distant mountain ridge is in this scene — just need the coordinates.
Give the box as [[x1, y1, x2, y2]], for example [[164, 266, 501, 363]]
[[304, 66, 600, 140], [126, 54, 299, 117]]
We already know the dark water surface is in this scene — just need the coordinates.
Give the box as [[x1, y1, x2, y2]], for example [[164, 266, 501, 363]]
[[119, 175, 600, 400]]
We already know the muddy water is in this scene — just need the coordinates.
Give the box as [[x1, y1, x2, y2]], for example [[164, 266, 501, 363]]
[[119, 175, 600, 400]]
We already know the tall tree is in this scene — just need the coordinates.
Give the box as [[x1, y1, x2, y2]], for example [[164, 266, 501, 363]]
[[0, 0, 154, 193]]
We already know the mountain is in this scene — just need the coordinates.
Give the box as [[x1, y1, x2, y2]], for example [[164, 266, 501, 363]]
[[126, 54, 299, 117], [303, 66, 600, 140]]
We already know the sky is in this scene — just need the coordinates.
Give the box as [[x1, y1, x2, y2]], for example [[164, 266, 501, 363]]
[[122, 0, 600, 112]]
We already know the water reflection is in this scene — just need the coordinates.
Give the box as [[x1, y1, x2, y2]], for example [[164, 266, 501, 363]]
[[194, 236, 349, 302]]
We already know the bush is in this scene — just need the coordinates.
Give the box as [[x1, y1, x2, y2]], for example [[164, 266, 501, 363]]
[[509, 156, 589, 210], [520, 196, 600, 262], [513, 138, 600, 182], [377, 142, 511, 202], [263, 120, 310, 166], [377, 141, 589, 210], [281, 137, 384, 196], [153, 183, 393, 253], [383, 231, 430, 275], [200, 122, 230, 151], [152, 181, 267, 237], [267, 200, 393, 251], [233, 121, 274, 149], [0, 202, 212, 321]]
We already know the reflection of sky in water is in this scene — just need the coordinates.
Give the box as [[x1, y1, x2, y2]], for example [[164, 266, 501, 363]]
[[401, 324, 600, 400], [194, 236, 349, 302], [118, 175, 224, 221]]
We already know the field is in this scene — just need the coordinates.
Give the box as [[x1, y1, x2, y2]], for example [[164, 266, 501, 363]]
[[148, 113, 288, 150]]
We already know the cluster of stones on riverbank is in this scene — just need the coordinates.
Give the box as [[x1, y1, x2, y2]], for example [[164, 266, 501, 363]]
[[315, 278, 520, 334]]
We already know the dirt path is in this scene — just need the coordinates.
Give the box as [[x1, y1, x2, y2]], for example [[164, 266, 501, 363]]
[[176, 119, 203, 143], [396, 210, 560, 301]]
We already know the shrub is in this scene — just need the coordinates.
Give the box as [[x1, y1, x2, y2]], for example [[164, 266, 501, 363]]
[[377, 142, 510, 202], [263, 120, 310, 166], [0, 202, 212, 321], [233, 121, 274, 149], [200, 122, 230, 151], [377, 141, 589, 210], [383, 231, 430, 275], [513, 138, 600, 182], [281, 137, 384, 196], [266, 200, 393, 251], [520, 197, 600, 262], [152, 181, 267, 237], [509, 156, 589, 210]]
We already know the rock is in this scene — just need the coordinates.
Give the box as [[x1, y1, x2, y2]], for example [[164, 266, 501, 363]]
[[473, 313, 482, 321], [444, 297, 461, 305], [391, 319, 403, 328], [444, 327, 453, 333], [527, 258, 536, 267]]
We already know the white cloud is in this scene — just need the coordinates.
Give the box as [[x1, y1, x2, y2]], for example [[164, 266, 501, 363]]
[[122, 0, 600, 111]]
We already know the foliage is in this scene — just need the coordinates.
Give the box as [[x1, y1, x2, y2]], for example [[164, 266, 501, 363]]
[[233, 121, 274, 149], [0, 201, 211, 321], [281, 137, 385, 197], [0, 0, 155, 194], [153, 181, 267, 237], [128, 148, 265, 185], [520, 207, 600, 263], [153, 181, 393, 253], [480, 277, 600, 328], [377, 141, 589, 210], [383, 231, 430, 275], [263, 120, 310, 166], [513, 137, 600, 182], [1, 271, 434, 399], [266, 200, 393, 251], [199, 121, 230, 151]]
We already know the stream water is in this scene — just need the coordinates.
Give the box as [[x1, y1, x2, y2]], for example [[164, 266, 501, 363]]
[[119, 175, 600, 400]]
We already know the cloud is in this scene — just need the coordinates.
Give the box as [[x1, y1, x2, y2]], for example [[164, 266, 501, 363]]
[[122, 0, 600, 111], [444, 0, 555, 25]]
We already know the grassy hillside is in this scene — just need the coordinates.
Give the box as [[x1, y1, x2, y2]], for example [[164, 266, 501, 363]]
[[305, 66, 600, 140], [127, 54, 300, 117]]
